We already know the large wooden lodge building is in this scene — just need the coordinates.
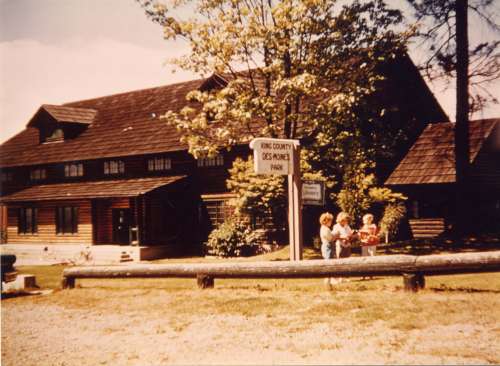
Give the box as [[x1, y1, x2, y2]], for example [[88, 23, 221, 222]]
[[0, 56, 449, 261]]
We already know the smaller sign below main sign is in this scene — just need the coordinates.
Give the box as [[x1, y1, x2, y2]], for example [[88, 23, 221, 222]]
[[302, 180, 325, 206], [249, 138, 300, 175]]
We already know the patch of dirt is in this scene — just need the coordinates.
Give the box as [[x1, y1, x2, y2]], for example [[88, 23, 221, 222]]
[[1, 285, 499, 365]]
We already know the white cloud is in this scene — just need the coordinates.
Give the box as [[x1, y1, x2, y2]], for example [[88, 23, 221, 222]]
[[0, 38, 195, 143]]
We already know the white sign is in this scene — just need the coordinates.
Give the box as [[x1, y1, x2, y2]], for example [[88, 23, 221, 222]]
[[249, 138, 300, 175], [302, 180, 325, 206]]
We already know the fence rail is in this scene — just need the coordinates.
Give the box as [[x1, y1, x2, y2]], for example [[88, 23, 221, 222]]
[[62, 250, 500, 291]]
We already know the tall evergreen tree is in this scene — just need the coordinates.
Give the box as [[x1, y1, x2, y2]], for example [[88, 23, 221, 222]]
[[408, 0, 500, 233]]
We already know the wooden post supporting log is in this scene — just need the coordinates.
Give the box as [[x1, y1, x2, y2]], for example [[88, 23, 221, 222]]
[[402, 272, 425, 292], [197, 274, 214, 289], [62, 276, 75, 289]]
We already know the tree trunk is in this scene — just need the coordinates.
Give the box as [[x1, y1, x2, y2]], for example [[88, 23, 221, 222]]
[[454, 0, 470, 236]]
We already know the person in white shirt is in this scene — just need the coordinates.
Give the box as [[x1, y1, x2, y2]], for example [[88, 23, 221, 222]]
[[318, 212, 340, 288], [332, 211, 357, 259], [319, 212, 336, 259]]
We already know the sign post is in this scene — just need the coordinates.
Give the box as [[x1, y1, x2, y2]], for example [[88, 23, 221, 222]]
[[250, 138, 303, 260], [302, 180, 325, 206]]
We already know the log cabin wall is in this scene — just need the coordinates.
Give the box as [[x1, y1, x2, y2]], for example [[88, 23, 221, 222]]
[[6, 199, 92, 244], [470, 144, 500, 188], [93, 197, 130, 244], [143, 180, 204, 254], [193, 146, 250, 195], [469, 141, 500, 230], [1, 148, 245, 195], [0, 204, 7, 243]]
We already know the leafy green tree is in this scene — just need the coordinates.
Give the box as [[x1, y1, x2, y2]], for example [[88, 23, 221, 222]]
[[139, 0, 410, 155], [226, 156, 286, 227], [226, 151, 327, 230], [139, 0, 413, 225]]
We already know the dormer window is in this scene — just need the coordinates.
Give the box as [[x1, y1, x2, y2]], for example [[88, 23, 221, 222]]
[[147, 157, 171, 172], [64, 163, 83, 177], [104, 160, 125, 175], [45, 128, 64, 143], [28, 104, 97, 144], [30, 168, 47, 181], [197, 154, 224, 167]]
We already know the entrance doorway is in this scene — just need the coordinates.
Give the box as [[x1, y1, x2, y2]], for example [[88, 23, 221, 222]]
[[112, 208, 131, 245]]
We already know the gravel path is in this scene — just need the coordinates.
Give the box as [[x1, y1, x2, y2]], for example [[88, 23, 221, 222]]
[[2, 285, 499, 365]]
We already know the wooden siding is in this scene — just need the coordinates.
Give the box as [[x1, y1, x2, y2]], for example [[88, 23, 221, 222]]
[[93, 198, 130, 244], [409, 218, 446, 239], [0, 204, 7, 243], [6, 200, 92, 244], [194, 147, 250, 194], [470, 147, 500, 188]]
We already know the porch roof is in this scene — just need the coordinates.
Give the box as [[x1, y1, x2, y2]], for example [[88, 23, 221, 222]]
[[0, 176, 187, 202]]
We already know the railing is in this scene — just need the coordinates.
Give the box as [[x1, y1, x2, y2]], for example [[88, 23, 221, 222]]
[[62, 250, 500, 292]]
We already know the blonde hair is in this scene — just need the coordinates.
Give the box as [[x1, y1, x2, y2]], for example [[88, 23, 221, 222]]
[[363, 213, 374, 225], [336, 211, 349, 224], [319, 212, 334, 226]]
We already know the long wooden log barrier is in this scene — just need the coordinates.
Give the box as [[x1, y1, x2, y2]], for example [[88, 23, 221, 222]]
[[61, 250, 500, 291]]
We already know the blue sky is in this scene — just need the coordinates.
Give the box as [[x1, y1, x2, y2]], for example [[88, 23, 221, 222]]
[[1, 0, 499, 143]]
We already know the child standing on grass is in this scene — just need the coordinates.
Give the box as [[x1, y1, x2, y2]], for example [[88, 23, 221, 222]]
[[319, 212, 336, 260], [360, 213, 379, 257], [319, 212, 340, 288], [332, 212, 356, 259]]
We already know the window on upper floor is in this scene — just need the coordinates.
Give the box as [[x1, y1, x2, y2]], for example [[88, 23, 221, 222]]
[[64, 163, 83, 177], [18, 207, 38, 234], [147, 157, 171, 172], [104, 160, 125, 175], [56, 206, 78, 234], [0, 171, 13, 183], [197, 154, 224, 167], [30, 168, 47, 181], [44, 128, 64, 143]]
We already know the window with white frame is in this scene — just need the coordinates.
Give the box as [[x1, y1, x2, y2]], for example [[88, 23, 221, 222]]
[[104, 160, 125, 175], [197, 154, 224, 167], [30, 168, 47, 181], [147, 156, 171, 172], [64, 163, 83, 177]]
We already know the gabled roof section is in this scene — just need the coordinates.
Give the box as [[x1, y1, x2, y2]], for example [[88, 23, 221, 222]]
[[27, 104, 97, 127], [385, 118, 499, 185], [199, 73, 229, 91], [42, 104, 97, 124]]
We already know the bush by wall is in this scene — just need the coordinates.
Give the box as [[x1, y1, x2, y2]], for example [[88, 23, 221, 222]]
[[206, 219, 259, 257]]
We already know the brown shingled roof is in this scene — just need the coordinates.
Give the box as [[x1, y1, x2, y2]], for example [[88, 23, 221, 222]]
[[39, 104, 97, 124], [0, 176, 186, 202], [0, 78, 207, 168], [385, 119, 499, 185]]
